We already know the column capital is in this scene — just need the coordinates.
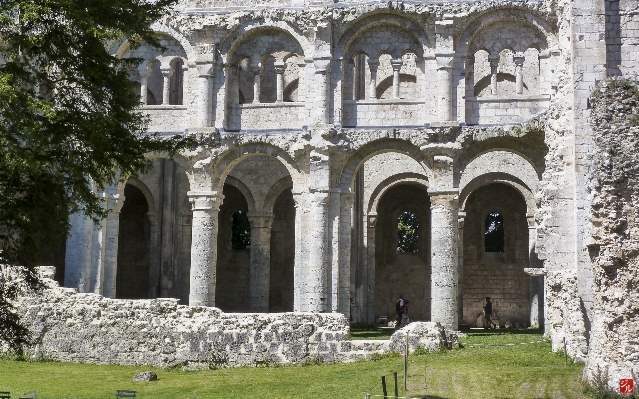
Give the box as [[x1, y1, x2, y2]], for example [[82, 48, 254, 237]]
[[188, 191, 222, 211], [367, 58, 379, 68], [247, 213, 274, 229], [313, 58, 332, 73], [195, 61, 214, 77], [274, 62, 287, 74], [489, 55, 500, 68], [251, 64, 263, 75], [514, 52, 525, 66], [391, 58, 403, 71], [436, 53, 454, 70], [367, 213, 378, 228]]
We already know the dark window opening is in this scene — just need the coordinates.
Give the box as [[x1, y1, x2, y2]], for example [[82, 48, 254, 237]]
[[484, 212, 504, 252], [232, 211, 251, 250], [397, 211, 419, 253]]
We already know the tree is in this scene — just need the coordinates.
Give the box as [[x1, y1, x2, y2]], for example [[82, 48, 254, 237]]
[[0, 0, 192, 352]]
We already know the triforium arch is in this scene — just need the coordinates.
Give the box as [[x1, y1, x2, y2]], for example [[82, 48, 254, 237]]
[[456, 8, 558, 124]]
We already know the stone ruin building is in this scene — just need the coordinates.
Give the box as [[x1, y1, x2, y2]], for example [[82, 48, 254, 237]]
[[22, 0, 639, 390]]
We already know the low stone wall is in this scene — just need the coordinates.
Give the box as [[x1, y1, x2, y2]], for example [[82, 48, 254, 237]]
[[10, 267, 452, 368]]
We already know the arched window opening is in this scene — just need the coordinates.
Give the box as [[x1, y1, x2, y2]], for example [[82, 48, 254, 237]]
[[485, 212, 504, 252], [397, 211, 419, 253], [232, 210, 251, 250], [169, 58, 184, 105]]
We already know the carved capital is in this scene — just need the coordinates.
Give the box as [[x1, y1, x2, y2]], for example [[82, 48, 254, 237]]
[[514, 52, 525, 66], [188, 191, 222, 212], [274, 62, 287, 75], [391, 58, 403, 71], [248, 213, 275, 229]]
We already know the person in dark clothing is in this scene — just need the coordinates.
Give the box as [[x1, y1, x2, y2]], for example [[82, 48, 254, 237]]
[[395, 295, 404, 330], [483, 297, 497, 329]]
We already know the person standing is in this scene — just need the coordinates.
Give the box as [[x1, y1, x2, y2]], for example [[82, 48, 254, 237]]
[[395, 295, 404, 330], [483, 297, 497, 329], [402, 299, 410, 325]]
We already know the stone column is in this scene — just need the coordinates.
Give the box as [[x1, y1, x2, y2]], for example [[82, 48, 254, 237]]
[[252, 65, 262, 104], [314, 59, 331, 125], [248, 213, 274, 313], [275, 62, 286, 103], [489, 55, 500, 95], [391, 58, 403, 99], [338, 192, 354, 316], [102, 193, 125, 298], [514, 52, 525, 95], [292, 191, 308, 311], [524, 267, 546, 329], [160, 64, 174, 105], [365, 213, 377, 324], [368, 59, 379, 100], [138, 64, 149, 105], [350, 58, 358, 100], [195, 61, 214, 127], [429, 190, 459, 330], [457, 211, 466, 326], [436, 54, 454, 121], [65, 212, 95, 292], [188, 191, 221, 307], [308, 191, 329, 312]]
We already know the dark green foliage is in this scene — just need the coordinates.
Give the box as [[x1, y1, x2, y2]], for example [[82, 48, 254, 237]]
[[0, 0, 192, 351], [484, 212, 504, 252], [231, 211, 251, 250], [397, 211, 419, 253]]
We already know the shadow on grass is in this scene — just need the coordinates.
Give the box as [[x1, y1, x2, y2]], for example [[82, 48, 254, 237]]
[[461, 328, 544, 336]]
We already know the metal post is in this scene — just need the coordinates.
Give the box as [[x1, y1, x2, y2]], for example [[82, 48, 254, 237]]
[[382, 376, 388, 399], [394, 372, 399, 399]]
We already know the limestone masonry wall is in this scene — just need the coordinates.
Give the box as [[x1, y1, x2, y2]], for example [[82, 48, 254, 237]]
[[13, 268, 450, 367]]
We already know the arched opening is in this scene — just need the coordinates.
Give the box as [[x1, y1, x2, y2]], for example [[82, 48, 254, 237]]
[[168, 58, 184, 105], [484, 212, 504, 252], [269, 187, 295, 312], [397, 211, 419, 253], [116, 184, 151, 299], [374, 184, 431, 323], [216, 184, 251, 312], [231, 210, 251, 250], [462, 183, 529, 328], [146, 60, 161, 105]]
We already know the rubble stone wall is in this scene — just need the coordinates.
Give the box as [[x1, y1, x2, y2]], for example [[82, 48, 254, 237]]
[[584, 80, 639, 389], [12, 268, 450, 367]]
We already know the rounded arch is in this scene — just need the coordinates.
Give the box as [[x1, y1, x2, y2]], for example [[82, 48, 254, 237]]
[[367, 173, 430, 215], [459, 172, 536, 217], [220, 19, 311, 63], [339, 139, 432, 191], [124, 178, 156, 216], [456, 7, 556, 58], [262, 175, 294, 214], [114, 23, 196, 60], [225, 175, 256, 213], [211, 143, 303, 193], [459, 149, 541, 196], [336, 12, 432, 60]]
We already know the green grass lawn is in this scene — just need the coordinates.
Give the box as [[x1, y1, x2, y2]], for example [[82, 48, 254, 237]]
[[0, 330, 589, 399]]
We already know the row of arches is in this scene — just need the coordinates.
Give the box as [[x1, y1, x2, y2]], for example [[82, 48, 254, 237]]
[[103, 136, 542, 328], [122, 8, 558, 127]]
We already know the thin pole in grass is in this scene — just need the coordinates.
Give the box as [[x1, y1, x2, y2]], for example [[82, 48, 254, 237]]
[[563, 337, 568, 365], [382, 375, 388, 398], [404, 331, 408, 390], [394, 372, 399, 398], [365, 395, 371, 399]]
